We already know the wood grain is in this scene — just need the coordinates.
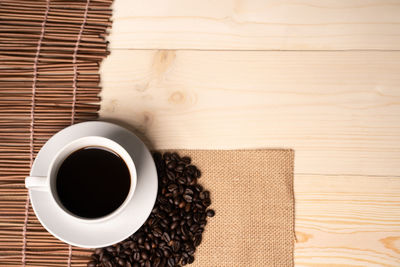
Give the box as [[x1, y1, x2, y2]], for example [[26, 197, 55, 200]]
[[99, 50, 400, 176], [295, 174, 400, 266], [108, 0, 400, 50], [101, 1, 400, 265]]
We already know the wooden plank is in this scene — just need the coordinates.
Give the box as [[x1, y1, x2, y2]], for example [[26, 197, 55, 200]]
[[295, 174, 400, 267], [99, 50, 400, 176], [109, 0, 400, 50]]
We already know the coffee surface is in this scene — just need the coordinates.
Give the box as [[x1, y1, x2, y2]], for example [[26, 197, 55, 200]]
[[56, 147, 130, 218]]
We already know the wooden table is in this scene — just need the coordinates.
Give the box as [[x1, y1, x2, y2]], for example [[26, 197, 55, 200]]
[[99, 1, 400, 265]]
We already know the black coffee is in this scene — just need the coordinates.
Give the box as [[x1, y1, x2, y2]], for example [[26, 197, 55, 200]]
[[56, 147, 130, 219]]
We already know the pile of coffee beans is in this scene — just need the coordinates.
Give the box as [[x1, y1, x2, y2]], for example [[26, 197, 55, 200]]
[[88, 152, 214, 267]]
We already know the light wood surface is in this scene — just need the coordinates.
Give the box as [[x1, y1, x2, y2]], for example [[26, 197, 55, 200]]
[[295, 174, 400, 266], [109, 0, 400, 50], [100, 50, 400, 176], [100, 1, 400, 266]]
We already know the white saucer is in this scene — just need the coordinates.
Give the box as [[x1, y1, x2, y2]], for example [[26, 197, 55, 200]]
[[29, 121, 158, 248]]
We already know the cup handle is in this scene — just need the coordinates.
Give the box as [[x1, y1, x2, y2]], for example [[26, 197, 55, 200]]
[[25, 176, 48, 191]]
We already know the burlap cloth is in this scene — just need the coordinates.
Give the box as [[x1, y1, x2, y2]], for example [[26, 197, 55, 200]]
[[177, 150, 295, 267]]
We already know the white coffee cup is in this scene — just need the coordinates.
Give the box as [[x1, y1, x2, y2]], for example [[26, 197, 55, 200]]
[[25, 136, 137, 223]]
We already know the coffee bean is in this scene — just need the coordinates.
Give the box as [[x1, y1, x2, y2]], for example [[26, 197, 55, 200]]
[[167, 161, 176, 170], [175, 254, 182, 264], [200, 220, 207, 228], [123, 240, 133, 248], [193, 213, 200, 223], [184, 188, 193, 195], [91, 254, 99, 261], [188, 255, 195, 264], [118, 258, 126, 266], [189, 177, 197, 186], [167, 257, 175, 267], [172, 241, 180, 252], [195, 169, 201, 178], [162, 232, 170, 242], [153, 257, 161, 267], [153, 227, 162, 237], [177, 176, 186, 184], [190, 224, 199, 233], [184, 203, 191, 213], [181, 224, 189, 237], [181, 156, 191, 164], [87, 261, 96, 267], [194, 184, 203, 192], [183, 194, 192, 202], [186, 165, 196, 175], [194, 234, 202, 247], [166, 171, 175, 181], [160, 220, 168, 229], [167, 183, 178, 192], [170, 221, 179, 230], [178, 185, 185, 194], [102, 254, 110, 262], [106, 246, 115, 253], [183, 242, 193, 253], [171, 152, 180, 161], [207, 209, 215, 217], [195, 203, 204, 210], [175, 164, 185, 172], [186, 176, 194, 185], [163, 248, 171, 258], [172, 215, 180, 222], [133, 252, 140, 261], [157, 210, 167, 219], [140, 251, 149, 260], [203, 198, 211, 207], [163, 152, 171, 161], [178, 201, 186, 209]]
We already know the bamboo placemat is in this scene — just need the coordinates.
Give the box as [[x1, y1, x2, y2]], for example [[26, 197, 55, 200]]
[[0, 0, 112, 266]]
